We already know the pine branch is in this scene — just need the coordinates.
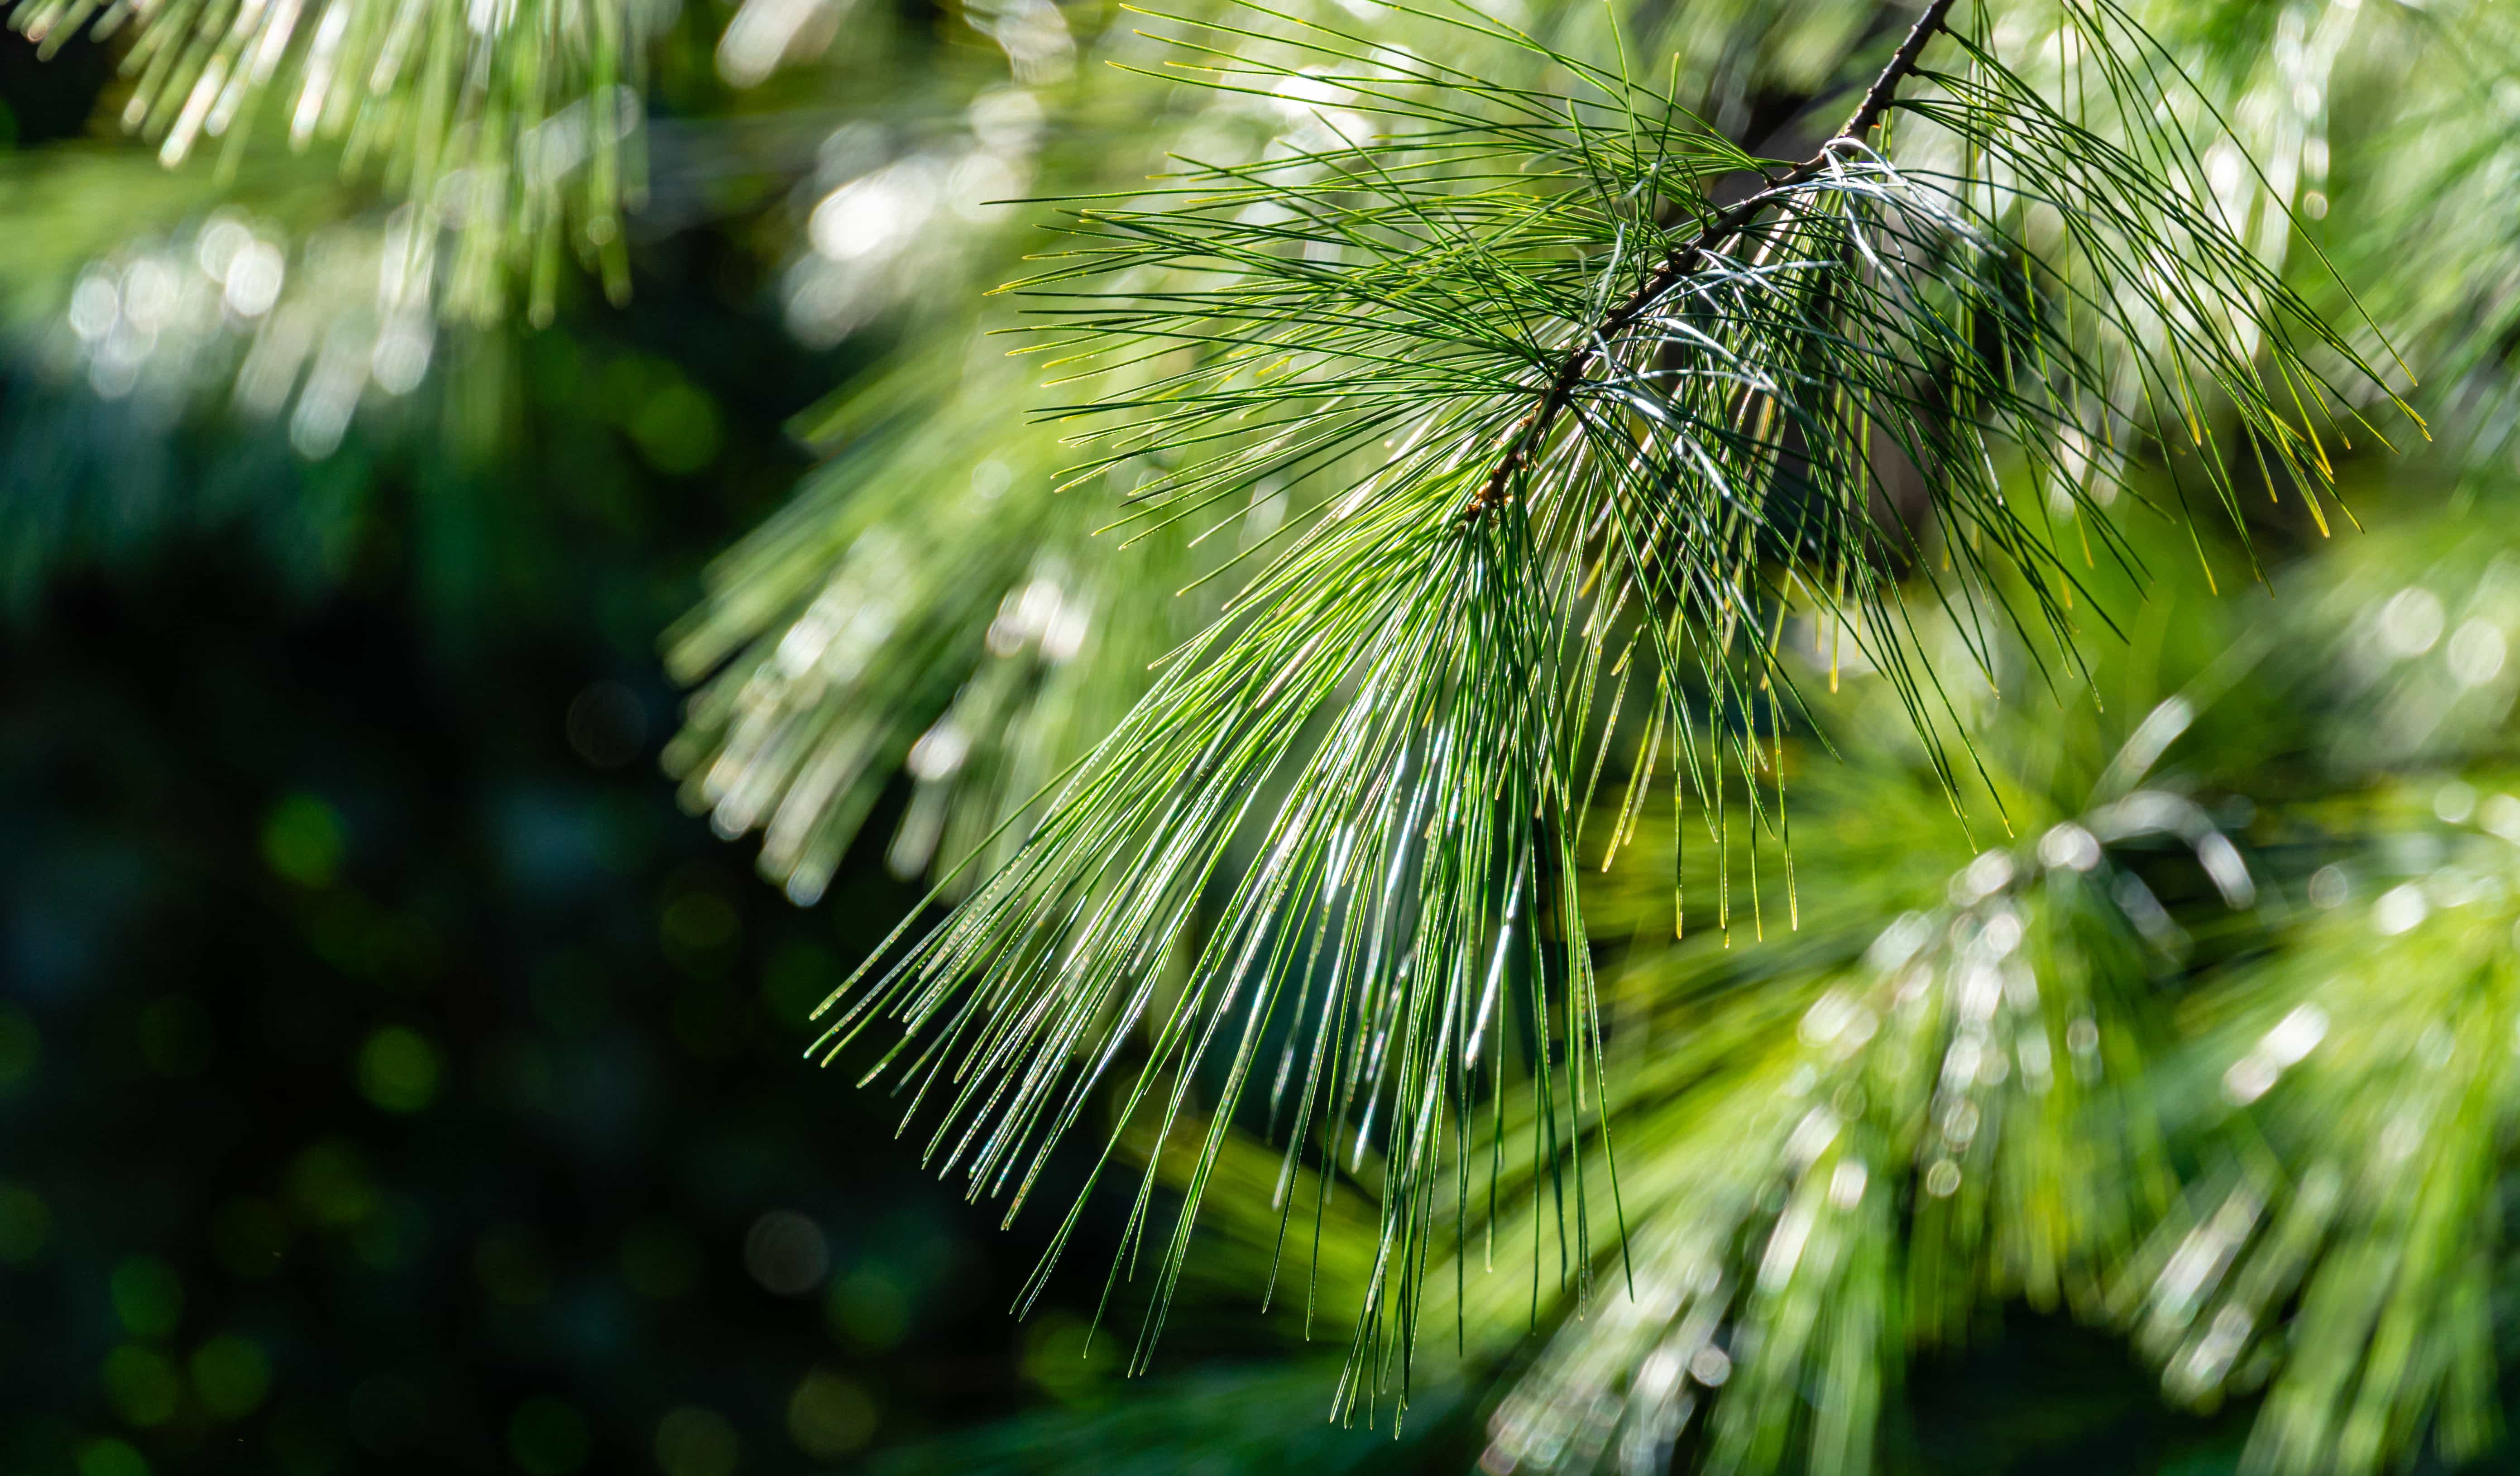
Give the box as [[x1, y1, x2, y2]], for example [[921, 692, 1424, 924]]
[[1470, 0, 1956, 515], [786, 0, 2413, 1409], [8, 0, 662, 321], [1480, 596, 2253, 1473], [625, 0, 2520, 1464]]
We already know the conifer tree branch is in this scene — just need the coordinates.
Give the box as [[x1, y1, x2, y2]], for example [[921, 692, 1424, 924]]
[[772, 0, 2409, 1406], [7, 0, 659, 321], [1468, 0, 1958, 514]]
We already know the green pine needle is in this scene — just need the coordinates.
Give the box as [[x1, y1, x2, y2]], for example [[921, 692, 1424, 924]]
[[10, 0, 659, 321], [810, 0, 2409, 1399]]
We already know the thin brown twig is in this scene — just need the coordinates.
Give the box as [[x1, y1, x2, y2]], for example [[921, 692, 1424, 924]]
[[1466, 0, 1959, 515]]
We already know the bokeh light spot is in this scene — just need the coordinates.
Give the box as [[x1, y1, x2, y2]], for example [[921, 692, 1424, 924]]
[[261, 794, 346, 887], [0, 1182, 54, 1263], [1020, 1315, 1114, 1404], [101, 1346, 182, 1427], [77, 1438, 150, 1476], [288, 1140, 380, 1228], [661, 893, 740, 960], [110, 1256, 184, 1341], [654, 1405, 739, 1476], [786, 1368, 875, 1458], [826, 1266, 911, 1350], [357, 1027, 441, 1113], [191, 1334, 272, 1419], [743, 1210, 828, 1296], [630, 383, 723, 477]]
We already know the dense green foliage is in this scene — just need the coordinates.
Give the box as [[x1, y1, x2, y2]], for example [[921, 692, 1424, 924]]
[[10, 0, 2520, 1474]]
